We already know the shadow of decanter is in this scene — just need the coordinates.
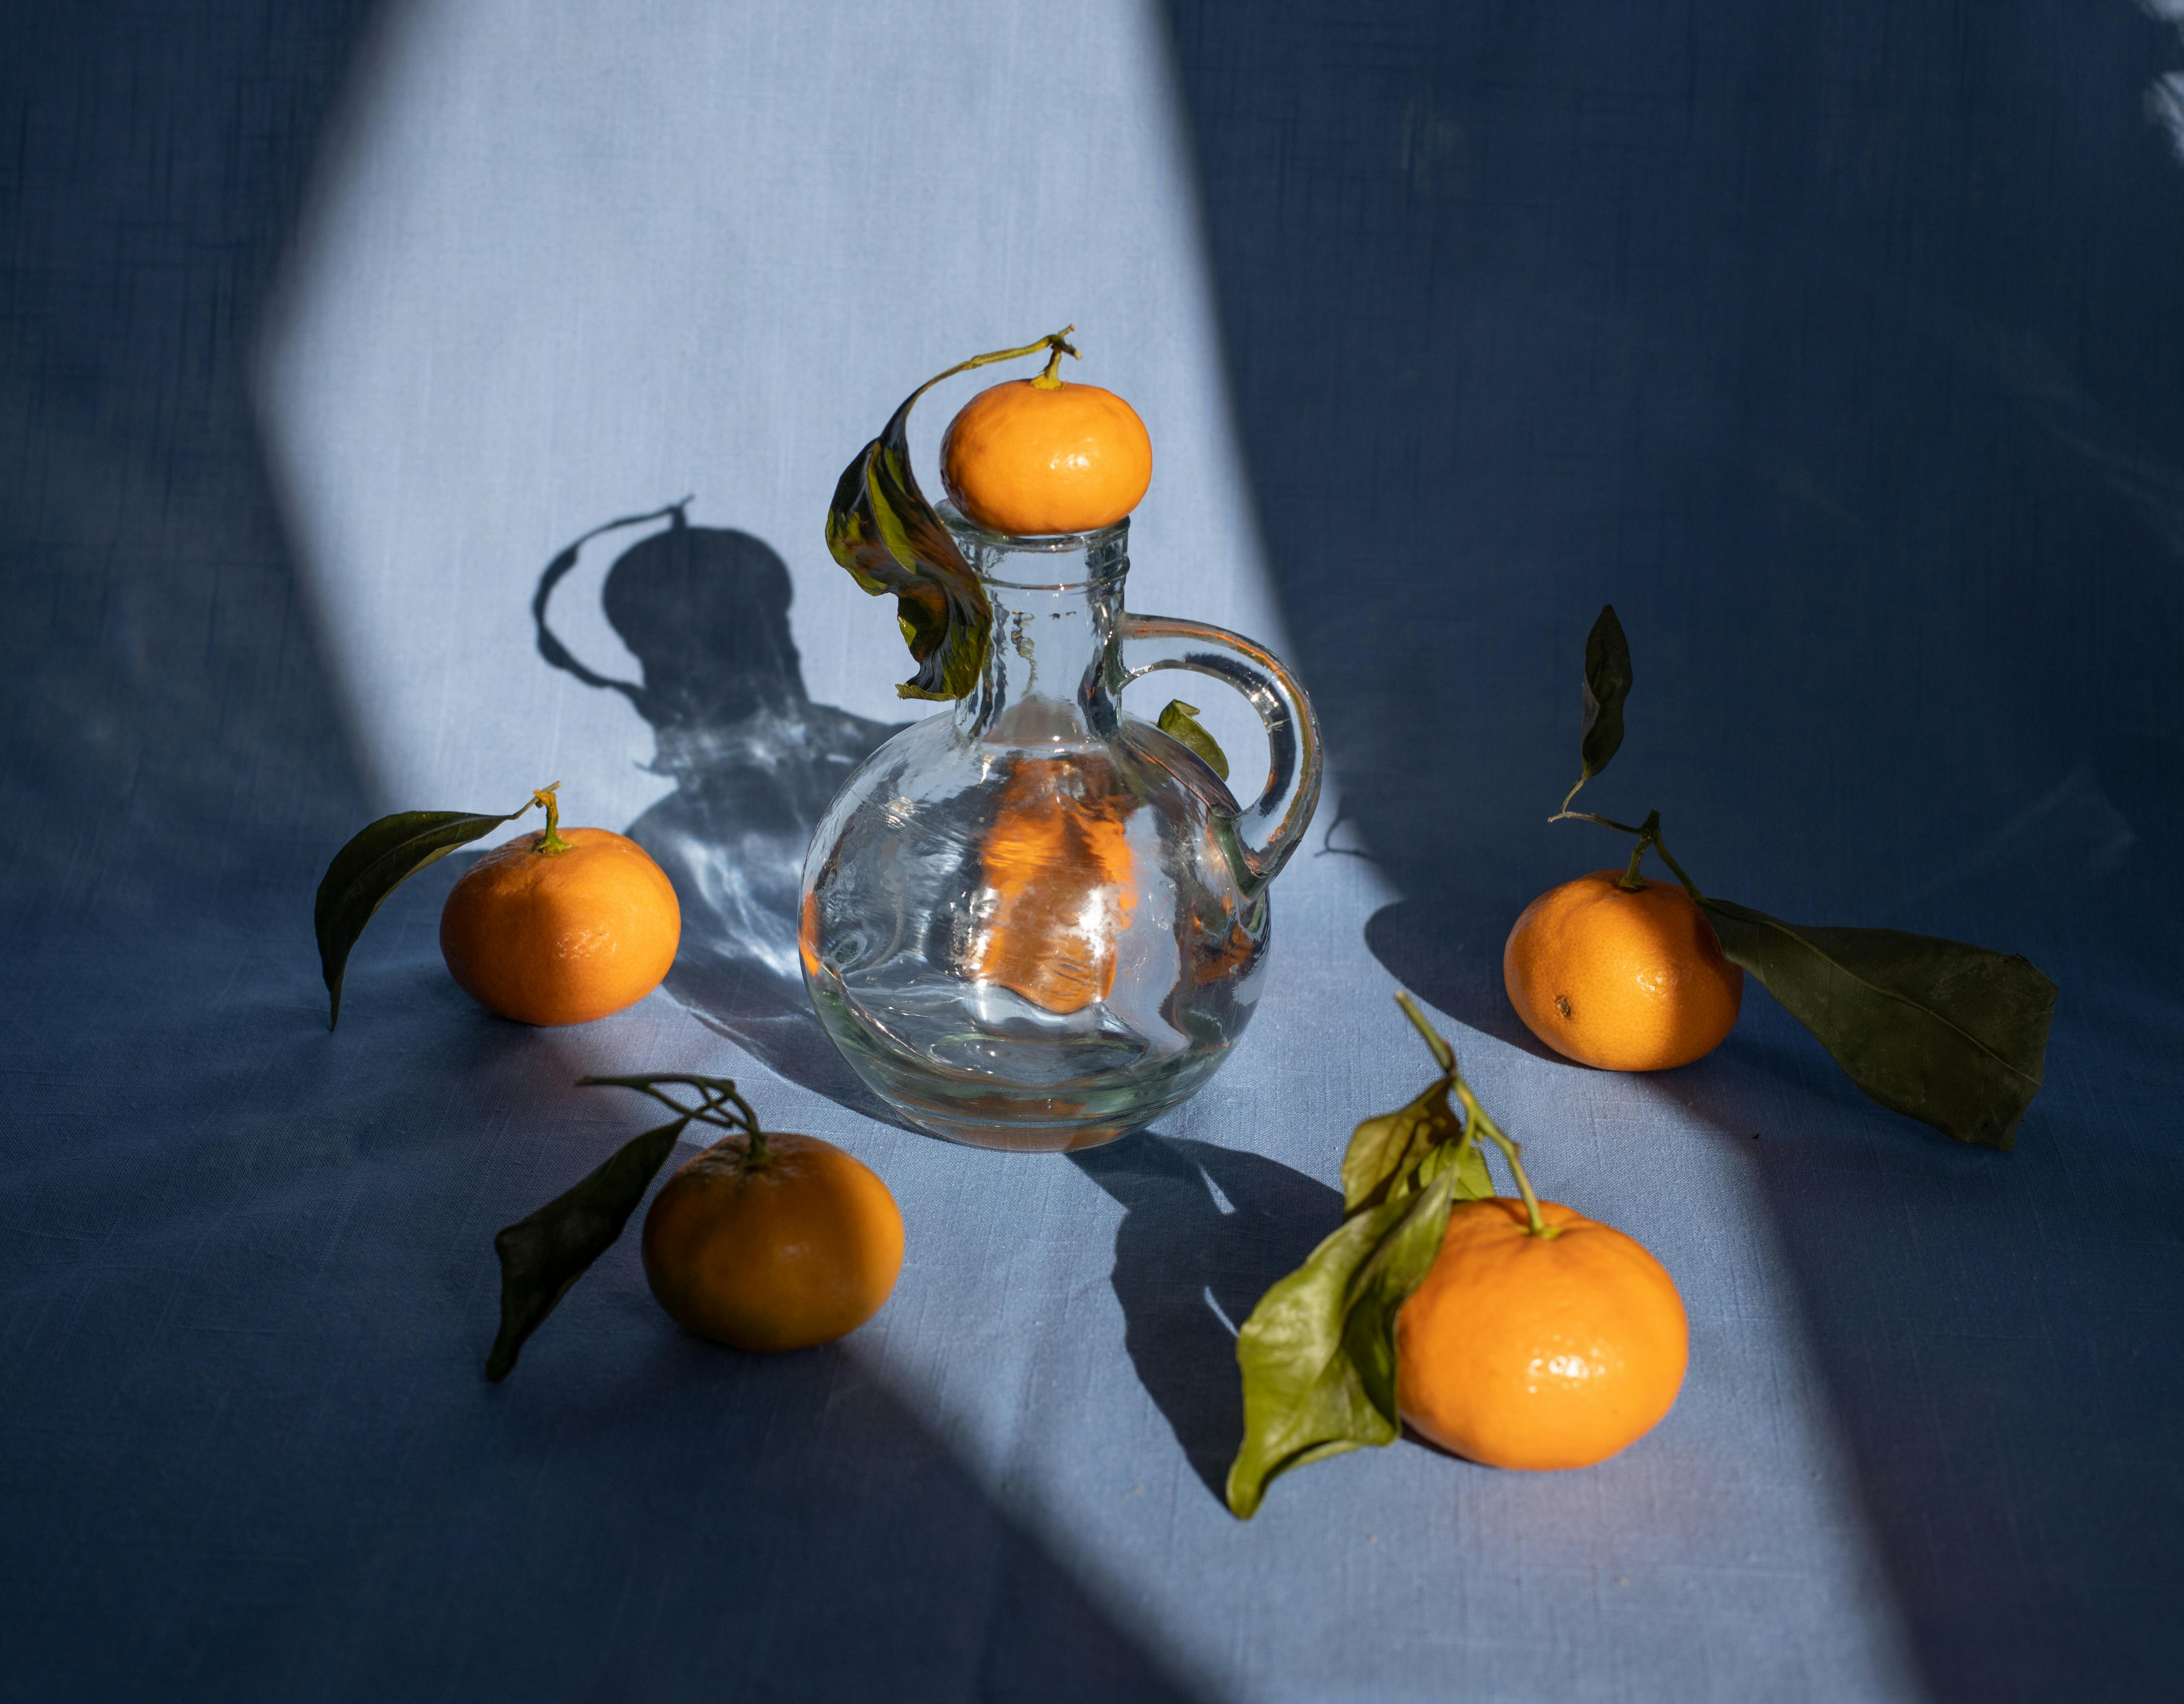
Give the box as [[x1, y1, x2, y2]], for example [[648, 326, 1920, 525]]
[[533, 502, 908, 1121], [1069, 1131, 1341, 1503]]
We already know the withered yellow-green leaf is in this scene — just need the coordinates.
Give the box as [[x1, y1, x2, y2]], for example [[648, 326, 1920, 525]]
[[1697, 898, 2057, 1151], [826, 329, 1075, 701], [314, 797, 537, 1027], [1156, 698, 1230, 780]]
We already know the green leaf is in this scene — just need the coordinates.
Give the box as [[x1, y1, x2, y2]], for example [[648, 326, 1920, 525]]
[[1339, 1152, 1479, 1428], [485, 1116, 688, 1381], [484, 1075, 766, 1381], [826, 330, 1075, 701], [1228, 1001, 1502, 1519], [1697, 898, 2057, 1151], [1337, 1136, 1492, 1425], [1579, 604, 1632, 784], [1227, 1162, 1466, 1518], [1341, 1079, 1465, 1214], [314, 801, 534, 1027], [1440, 1121, 1493, 1202], [1155, 699, 1230, 781], [1413, 1130, 1495, 1201]]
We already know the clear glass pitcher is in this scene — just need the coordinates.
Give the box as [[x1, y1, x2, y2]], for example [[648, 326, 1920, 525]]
[[799, 505, 1322, 1151]]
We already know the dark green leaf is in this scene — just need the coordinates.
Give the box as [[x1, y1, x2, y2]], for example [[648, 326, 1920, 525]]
[[314, 802, 532, 1027], [1698, 898, 2057, 1150], [1579, 604, 1632, 784], [1155, 699, 1230, 780], [1227, 1162, 1466, 1519], [485, 1116, 688, 1381], [826, 331, 1075, 701]]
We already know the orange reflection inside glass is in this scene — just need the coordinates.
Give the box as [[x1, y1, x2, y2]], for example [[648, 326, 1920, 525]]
[[970, 765, 1136, 1014]]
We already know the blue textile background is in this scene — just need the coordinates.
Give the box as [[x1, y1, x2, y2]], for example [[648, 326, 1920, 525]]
[[2, 2, 2180, 1701], [1168, 3, 2184, 1695]]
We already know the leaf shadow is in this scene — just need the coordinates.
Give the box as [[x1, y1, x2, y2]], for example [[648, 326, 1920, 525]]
[[1069, 1131, 1341, 1503]]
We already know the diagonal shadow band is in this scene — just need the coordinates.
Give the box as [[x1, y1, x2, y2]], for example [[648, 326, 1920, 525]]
[[1162, 0, 2184, 1688]]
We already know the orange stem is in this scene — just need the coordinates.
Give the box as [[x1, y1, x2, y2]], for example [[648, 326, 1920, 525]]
[[1033, 327, 1079, 389], [532, 784, 572, 854]]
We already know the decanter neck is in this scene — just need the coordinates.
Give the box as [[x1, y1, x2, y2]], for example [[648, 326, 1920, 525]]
[[944, 509, 1128, 745]]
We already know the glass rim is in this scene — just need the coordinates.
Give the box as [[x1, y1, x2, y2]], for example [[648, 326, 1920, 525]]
[[939, 502, 1130, 589]]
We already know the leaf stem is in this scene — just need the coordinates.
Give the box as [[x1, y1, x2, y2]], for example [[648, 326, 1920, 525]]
[[1393, 991, 1456, 1073], [1389, 993, 1555, 1235], [577, 1074, 763, 1142], [1611, 809, 1660, 890], [885, 325, 1081, 424], [532, 783, 572, 854], [711, 1084, 773, 1166], [946, 326, 1075, 392], [1645, 825, 1706, 903], [1550, 804, 1711, 902], [1548, 808, 1651, 835], [1449, 1080, 1557, 1238]]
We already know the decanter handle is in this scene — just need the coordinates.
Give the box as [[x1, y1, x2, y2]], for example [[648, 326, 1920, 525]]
[[1119, 614, 1324, 893]]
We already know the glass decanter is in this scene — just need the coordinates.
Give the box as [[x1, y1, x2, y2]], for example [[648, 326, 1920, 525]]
[[799, 504, 1321, 1151]]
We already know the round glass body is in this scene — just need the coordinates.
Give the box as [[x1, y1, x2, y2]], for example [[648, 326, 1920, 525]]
[[800, 508, 1320, 1151]]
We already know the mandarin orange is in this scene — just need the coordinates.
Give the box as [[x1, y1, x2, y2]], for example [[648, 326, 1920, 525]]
[[941, 376, 1152, 536], [1396, 1197, 1688, 1470], [642, 1129, 904, 1352], [439, 796, 680, 1026], [1503, 870, 1741, 1070]]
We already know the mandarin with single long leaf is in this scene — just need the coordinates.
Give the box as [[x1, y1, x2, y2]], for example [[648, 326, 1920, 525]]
[[439, 787, 679, 1026], [941, 343, 1152, 537], [485, 1075, 901, 1379], [1543, 606, 2056, 1146], [643, 1127, 903, 1352], [826, 327, 1078, 700], [1503, 866, 1743, 1071]]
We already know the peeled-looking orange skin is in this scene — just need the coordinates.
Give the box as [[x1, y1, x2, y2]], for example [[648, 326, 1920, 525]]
[[641, 1131, 905, 1352], [1503, 870, 1743, 1071], [941, 378, 1153, 535], [969, 760, 1137, 1014], [438, 827, 681, 1025], [1396, 1198, 1688, 1471]]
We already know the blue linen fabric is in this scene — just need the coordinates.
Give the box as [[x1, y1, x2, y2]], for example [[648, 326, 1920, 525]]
[[3, 3, 2180, 1702]]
